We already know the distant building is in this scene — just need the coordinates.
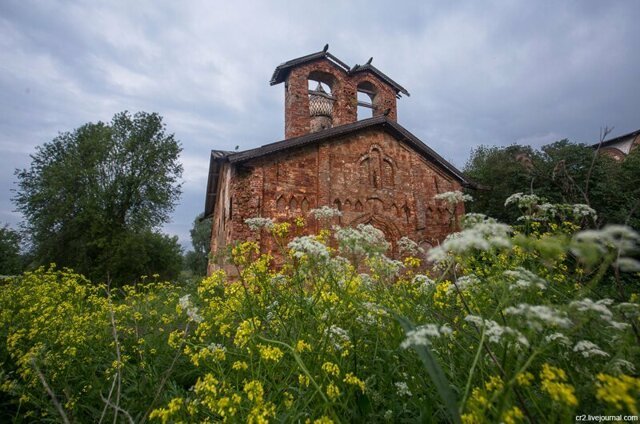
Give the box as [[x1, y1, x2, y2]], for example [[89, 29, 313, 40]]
[[203, 46, 471, 274], [594, 129, 640, 161]]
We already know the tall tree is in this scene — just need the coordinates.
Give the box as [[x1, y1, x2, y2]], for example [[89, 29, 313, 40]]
[[463, 140, 627, 228], [184, 213, 212, 277], [0, 225, 22, 275], [14, 111, 183, 283]]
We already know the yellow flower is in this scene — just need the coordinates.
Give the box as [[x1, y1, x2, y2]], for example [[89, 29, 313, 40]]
[[502, 406, 524, 424], [326, 383, 341, 400], [313, 417, 334, 424], [257, 344, 284, 362], [295, 216, 305, 228], [483, 375, 503, 392], [343, 372, 366, 393], [298, 374, 310, 387], [232, 360, 249, 371], [539, 364, 577, 407], [234, 317, 261, 348], [295, 339, 312, 353], [244, 380, 264, 403], [596, 373, 640, 415], [322, 362, 340, 377], [515, 372, 534, 387], [283, 391, 294, 408]]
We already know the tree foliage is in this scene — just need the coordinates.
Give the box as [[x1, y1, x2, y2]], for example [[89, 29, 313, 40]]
[[0, 225, 22, 275], [463, 140, 638, 228], [13, 111, 183, 283], [184, 213, 212, 277]]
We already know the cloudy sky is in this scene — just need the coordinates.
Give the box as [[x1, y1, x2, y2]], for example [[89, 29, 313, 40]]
[[1, 0, 639, 249]]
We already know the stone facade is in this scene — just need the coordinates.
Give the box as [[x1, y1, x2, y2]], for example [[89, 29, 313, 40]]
[[205, 48, 469, 274]]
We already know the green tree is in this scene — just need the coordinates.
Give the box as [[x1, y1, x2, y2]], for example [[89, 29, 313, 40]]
[[0, 225, 22, 275], [13, 111, 183, 284], [184, 213, 212, 277], [463, 140, 627, 228]]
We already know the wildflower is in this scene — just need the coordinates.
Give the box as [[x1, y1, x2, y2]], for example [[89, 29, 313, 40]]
[[573, 340, 609, 358], [288, 236, 330, 259], [504, 303, 572, 331], [298, 374, 310, 387], [516, 372, 535, 387], [309, 206, 342, 219], [321, 362, 340, 377], [609, 359, 636, 374], [503, 268, 547, 290], [326, 383, 341, 400], [539, 364, 578, 407], [434, 190, 473, 205], [312, 417, 334, 424], [544, 332, 571, 346], [504, 193, 541, 209], [427, 221, 512, 263], [413, 274, 435, 292], [502, 406, 524, 424], [400, 324, 452, 348], [178, 295, 203, 323], [257, 344, 284, 362], [234, 318, 261, 348], [232, 361, 248, 371], [484, 375, 503, 392], [325, 325, 351, 351], [395, 381, 412, 397], [398, 236, 424, 256], [243, 380, 264, 403], [570, 298, 613, 319], [245, 217, 275, 231], [596, 373, 640, 415], [295, 339, 312, 353], [343, 372, 366, 393], [334, 224, 390, 257], [447, 275, 479, 294], [464, 315, 529, 348]]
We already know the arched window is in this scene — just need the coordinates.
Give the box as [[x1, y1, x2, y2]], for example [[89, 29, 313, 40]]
[[356, 81, 376, 120], [308, 71, 336, 132]]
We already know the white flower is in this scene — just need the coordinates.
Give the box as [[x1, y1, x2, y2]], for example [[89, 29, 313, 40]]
[[400, 324, 452, 349], [570, 298, 613, 320], [427, 222, 512, 263], [398, 236, 423, 256], [447, 275, 480, 294], [503, 268, 547, 291], [394, 381, 412, 397], [504, 303, 572, 331], [179, 294, 203, 323], [610, 359, 636, 374], [464, 315, 529, 348], [615, 257, 640, 272], [413, 274, 435, 293], [245, 217, 275, 231], [208, 343, 226, 353], [288, 236, 329, 259], [434, 190, 473, 205], [572, 225, 640, 258], [573, 340, 609, 358], [571, 204, 597, 219], [325, 325, 350, 350], [545, 332, 571, 346], [461, 213, 497, 228], [309, 206, 342, 219], [504, 193, 541, 208], [335, 224, 390, 257]]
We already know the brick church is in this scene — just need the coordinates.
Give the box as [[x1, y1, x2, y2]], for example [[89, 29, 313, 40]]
[[204, 46, 471, 272]]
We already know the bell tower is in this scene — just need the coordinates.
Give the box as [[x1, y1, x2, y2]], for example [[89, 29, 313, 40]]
[[270, 45, 410, 139]]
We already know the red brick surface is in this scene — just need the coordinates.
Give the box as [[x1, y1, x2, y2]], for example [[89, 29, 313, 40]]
[[209, 129, 463, 273]]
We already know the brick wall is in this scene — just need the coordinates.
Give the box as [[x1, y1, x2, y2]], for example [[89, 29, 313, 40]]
[[284, 58, 398, 139], [210, 128, 463, 273]]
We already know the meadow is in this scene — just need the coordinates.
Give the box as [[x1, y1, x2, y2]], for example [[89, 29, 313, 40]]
[[1, 192, 639, 423]]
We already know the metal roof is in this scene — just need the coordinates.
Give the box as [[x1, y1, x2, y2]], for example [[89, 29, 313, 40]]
[[270, 45, 409, 96], [203, 118, 473, 218], [591, 128, 640, 149]]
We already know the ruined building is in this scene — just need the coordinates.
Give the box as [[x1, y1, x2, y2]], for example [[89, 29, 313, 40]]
[[204, 46, 471, 273]]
